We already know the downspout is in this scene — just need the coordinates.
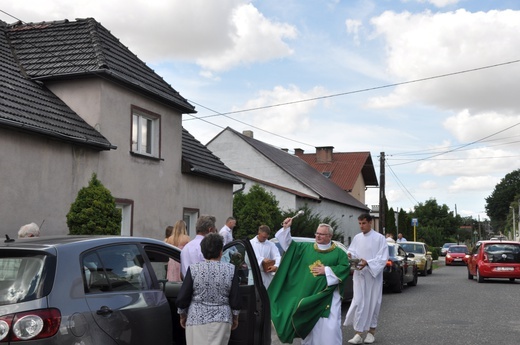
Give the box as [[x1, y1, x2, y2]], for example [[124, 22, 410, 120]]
[[233, 182, 246, 194]]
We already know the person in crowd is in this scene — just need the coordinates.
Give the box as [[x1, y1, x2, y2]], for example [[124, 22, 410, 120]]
[[396, 233, 407, 242], [176, 233, 241, 345], [164, 225, 173, 242], [18, 222, 40, 238], [166, 220, 191, 282], [268, 218, 350, 344], [219, 217, 236, 245], [180, 215, 215, 279], [343, 213, 388, 344], [249, 225, 281, 288], [385, 233, 395, 243]]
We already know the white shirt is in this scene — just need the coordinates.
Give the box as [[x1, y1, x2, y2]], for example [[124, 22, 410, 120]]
[[249, 236, 281, 288], [219, 225, 233, 245], [180, 235, 204, 278]]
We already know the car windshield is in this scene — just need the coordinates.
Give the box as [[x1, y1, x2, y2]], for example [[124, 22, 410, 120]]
[[400, 243, 424, 254], [388, 245, 395, 257], [443, 243, 456, 249], [449, 246, 468, 254], [0, 254, 48, 305], [484, 243, 520, 263]]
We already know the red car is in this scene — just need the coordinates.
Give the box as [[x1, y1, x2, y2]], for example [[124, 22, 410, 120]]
[[467, 240, 520, 283], [445, 245, 469, 265]]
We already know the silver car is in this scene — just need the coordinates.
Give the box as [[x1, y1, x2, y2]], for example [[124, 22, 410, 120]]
[[0, 235, 270, 344]]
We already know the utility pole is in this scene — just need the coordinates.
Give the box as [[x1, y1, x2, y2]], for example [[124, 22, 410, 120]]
[[379, 152, 385, 234]]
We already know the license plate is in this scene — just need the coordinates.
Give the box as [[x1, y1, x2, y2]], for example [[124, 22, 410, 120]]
[[495, 267, 514, 271], [454, 259, 462, 261]]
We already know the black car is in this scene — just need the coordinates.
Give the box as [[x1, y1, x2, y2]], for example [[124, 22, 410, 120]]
[[383, 242, 418, 293], [0, 235, 270, 345]]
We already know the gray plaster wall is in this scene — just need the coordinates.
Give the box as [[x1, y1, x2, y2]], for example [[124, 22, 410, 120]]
[[1, 78, 234, 239]]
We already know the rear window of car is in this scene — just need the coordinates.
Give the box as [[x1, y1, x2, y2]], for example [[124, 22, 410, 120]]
[[483, 243, 520, 263], [401, 243, 424, 254], [449, 246, 468, 254], [0, 252, 51, 305]]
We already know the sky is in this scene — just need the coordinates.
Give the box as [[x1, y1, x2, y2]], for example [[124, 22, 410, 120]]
[[2, 0, 520, 222]]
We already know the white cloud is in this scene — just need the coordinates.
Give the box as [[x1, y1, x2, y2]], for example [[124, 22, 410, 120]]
[[448, 175, 500, 193], [196, 3, 297, 72], [420, 180, 438, 189], [366, 9, 520, 114], [235, 85, 326, 135], [1, 0, 296, 72], [345, 19, 362, 45]]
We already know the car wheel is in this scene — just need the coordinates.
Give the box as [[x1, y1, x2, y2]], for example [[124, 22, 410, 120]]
[[467, 268, 473, 280], [509, 278, 515, 282], [476, 267, 484, 283], [393, 273, 403, 293], [427, 262, 433, 275], [422, 265, 427, 276], [408, 269, 418, 286]]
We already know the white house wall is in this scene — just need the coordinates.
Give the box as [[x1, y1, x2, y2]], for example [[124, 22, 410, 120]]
[[208, 130, 318, 197]]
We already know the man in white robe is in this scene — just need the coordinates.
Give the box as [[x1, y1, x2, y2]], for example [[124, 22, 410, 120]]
[[343, 213, 388, 344], [249, 225, 281, 288]]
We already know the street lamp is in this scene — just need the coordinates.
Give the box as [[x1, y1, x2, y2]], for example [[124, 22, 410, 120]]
[[510, 206, 516, 240]]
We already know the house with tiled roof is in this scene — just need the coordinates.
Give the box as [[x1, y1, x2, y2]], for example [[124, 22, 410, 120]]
[[207, 127, 370, 243], [0, 18, 241, 238], [294, 147, 378, 205]]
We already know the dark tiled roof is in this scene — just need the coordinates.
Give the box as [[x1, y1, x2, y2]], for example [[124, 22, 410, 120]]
[[6, 18, 195, 113], [0, 21, 114, 150], [298, 152, 378, 191], [225, 128, 368, 210], [182, 128, 242, 184]]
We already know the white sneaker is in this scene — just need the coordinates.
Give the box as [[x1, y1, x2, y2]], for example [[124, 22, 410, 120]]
[[365, 332, 375, 344], [348, 334, 364, 344]]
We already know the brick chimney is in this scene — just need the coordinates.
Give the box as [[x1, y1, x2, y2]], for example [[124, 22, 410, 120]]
[[294, 148, 304, 156], [316, 146, 333, 163], [242, 130, 253, 138]]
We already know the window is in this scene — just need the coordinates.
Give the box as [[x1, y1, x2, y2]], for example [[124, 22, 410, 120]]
[[183, 208, 199, 236], [82, 244, 150, 293], [131, 107, 160, 158], [116, 199, 133, 236]]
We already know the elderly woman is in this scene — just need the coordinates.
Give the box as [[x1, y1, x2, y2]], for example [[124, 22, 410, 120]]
[[176, 233, 241, 345]]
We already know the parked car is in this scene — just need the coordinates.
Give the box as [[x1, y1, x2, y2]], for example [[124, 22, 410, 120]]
[[445, 244, 469, 265], [383, 242, 418, 293], [0, 235, 270, 344], [467, 240, 520, 283], [441, 242, 457, 256], [271, 236, 354, 303], [399, 241, 433, 276]]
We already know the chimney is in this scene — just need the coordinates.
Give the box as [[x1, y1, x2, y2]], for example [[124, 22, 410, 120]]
[[316, 146, 333, 163], [243, 130, 253, 138], [294, 148, 304, 156]]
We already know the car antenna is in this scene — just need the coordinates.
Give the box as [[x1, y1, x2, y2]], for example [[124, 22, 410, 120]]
[[5, 234, 15, 243]]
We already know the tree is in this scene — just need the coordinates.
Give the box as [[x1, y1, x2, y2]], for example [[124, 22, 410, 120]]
[[67, 173, 122, 235], [410, 198, 462, 246], [386, 207, 397, 235], [485, 169, 520, 232], [232, 184, 282, 240]]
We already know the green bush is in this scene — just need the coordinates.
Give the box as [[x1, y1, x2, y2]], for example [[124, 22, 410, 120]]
[[67, 173, 122, 235]]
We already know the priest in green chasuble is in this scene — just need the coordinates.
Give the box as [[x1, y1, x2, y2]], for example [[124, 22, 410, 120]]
[[268, 218, 350, 344]]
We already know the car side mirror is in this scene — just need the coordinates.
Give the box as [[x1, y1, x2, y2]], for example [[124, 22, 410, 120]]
[[407, 253, 415, 258]]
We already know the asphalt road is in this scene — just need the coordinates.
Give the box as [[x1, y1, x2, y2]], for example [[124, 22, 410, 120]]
[[272, 257, 520, 344]]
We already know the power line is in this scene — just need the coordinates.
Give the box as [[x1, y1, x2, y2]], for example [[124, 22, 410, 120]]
[[184, 59, 520, 120], [388, 122, 520, 166]]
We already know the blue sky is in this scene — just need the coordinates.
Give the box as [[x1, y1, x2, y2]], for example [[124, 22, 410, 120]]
[[2, 0, 520, 221]]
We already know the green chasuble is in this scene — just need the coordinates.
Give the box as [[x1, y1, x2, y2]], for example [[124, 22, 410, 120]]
[[268, 240, 350, 343]]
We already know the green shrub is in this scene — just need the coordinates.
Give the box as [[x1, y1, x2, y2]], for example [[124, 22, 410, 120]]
[[67, 173, 121, 235]]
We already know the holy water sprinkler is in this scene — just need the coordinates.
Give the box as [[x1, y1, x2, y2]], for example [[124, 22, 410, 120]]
[[281, 210, 304, 225]]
